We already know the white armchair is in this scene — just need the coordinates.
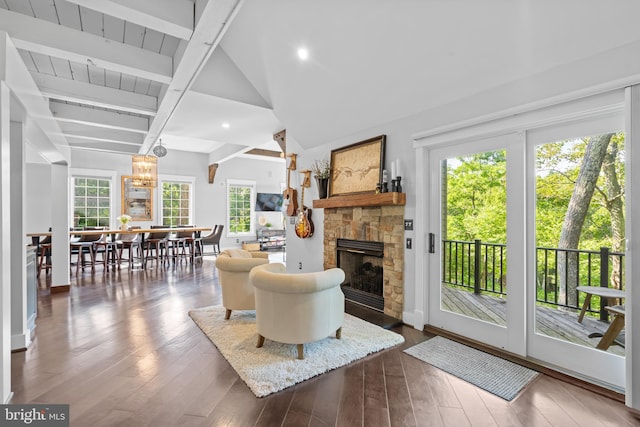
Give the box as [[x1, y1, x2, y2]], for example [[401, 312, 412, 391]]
[[249, 263, 345, 359], [215, 249, 269, 319]]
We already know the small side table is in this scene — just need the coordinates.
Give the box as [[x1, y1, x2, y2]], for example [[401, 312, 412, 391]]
[[576, 286, 626, 323]]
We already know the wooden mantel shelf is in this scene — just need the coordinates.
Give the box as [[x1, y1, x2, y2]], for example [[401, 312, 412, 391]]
[[312, 192, 406, 209]]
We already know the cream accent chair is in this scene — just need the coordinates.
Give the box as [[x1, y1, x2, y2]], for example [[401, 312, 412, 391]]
[[215, 249, 269, 320], [249, 263, 345, 359]]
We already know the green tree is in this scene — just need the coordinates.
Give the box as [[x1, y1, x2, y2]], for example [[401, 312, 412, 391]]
[[445, 150, 506, 243]]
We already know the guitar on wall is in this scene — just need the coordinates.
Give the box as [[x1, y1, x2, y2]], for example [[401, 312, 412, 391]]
[[283, 154, 298, 216], [295, 170, 314, 239]]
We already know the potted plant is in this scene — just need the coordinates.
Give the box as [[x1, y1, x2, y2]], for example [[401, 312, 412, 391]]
[[311, 159, 331, 199], [117, 214, 132, 231]]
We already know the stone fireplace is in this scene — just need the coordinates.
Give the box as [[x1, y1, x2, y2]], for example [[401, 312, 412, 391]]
[[322, 205, 404, 319]]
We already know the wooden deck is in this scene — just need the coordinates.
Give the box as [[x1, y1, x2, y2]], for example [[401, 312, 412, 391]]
[[441, 285, 625, 357]]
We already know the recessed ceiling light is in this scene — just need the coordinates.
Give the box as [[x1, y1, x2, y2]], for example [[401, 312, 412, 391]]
[[222, 122, 230, 129], [297, 47, 309, 61]]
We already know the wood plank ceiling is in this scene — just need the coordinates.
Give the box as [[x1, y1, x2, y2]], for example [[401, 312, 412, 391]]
[[0, 0, 239, 156]]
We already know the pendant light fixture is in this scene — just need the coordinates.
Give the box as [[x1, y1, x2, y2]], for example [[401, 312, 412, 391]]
[[131, 154, 158, 187], [152, 138, 168, 157]]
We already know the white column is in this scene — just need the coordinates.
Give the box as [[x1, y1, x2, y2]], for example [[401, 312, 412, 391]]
[[625, 86, 640, 410], [407, 145, 426, 329], [9, 120, 29, 350], [51, 163, 70, 291], [0, 81, 12, 403]]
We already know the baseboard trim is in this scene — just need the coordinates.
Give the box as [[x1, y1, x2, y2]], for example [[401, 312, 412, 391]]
[[402, 309, 424, 330], [50, 284, 70, 293], [11, 333, 30, 352], [424, 326, 626, 404]]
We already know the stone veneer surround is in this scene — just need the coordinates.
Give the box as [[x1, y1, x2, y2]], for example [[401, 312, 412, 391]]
[[323, 205, 404, 319]]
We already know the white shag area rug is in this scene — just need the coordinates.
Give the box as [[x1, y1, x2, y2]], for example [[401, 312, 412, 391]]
[[188, 305, 405, 397]]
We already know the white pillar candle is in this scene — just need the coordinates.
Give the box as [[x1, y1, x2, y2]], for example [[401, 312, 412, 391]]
[[396, 159, 401, 177], [391, 161, 396, 180]]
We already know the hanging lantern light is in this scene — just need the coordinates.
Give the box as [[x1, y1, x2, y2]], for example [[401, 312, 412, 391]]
[[153, 139, 168, 157], [131, 155, 157, 187]]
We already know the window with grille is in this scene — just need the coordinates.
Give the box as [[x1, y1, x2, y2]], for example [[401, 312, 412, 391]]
[[73, 177, 111, 227], [162, 181, 192, 226], [227, 179, 255, 235]]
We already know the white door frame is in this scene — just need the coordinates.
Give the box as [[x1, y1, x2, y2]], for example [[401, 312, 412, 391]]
[[413, 88, 636, 401], [426, 133, 526, 353]]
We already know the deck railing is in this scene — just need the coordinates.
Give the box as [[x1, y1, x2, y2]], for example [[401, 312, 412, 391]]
[[442, 239, 625, 319]]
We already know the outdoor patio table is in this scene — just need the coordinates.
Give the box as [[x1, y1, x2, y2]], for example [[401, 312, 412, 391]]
[[576, 286, 626, 323]]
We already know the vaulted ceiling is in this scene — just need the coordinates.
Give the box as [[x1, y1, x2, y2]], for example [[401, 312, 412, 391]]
[[3, 0, 640, 163]]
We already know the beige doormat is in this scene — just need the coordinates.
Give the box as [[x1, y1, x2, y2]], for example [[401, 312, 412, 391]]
[[188, 305, 405, 397]]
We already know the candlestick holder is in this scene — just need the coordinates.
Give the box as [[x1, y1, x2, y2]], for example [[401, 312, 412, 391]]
[[396, 176, 402, 193]]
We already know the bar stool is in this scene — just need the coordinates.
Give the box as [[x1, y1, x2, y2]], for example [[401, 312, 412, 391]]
[[169, 227, 194, 263], [116, 227, 141, 269], [181, 225, 202, 263], [70, 229, 103, 274], [144, 227, 169, 267], [94, 234, 120, 272], [37, 235, 52, 278]]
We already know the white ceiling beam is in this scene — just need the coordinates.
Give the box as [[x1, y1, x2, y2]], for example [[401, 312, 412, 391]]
[[208, 143, 251, 164], [0, 32, 68, 164], [0, 8, 172, 83], [140, 0, 243, 154], [58, 123, 144, 145], [49, 102, 149, 134], [66, 142, 141, 155], [65, 134, 142, 147], [32, 73, 157, 116], [66, 0, 194, 41]]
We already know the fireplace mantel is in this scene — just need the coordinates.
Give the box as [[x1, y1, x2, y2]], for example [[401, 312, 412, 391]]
[[312, 192, 405, 209]]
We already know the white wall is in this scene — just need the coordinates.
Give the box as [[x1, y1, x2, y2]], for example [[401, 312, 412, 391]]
[[288, 38, 640, 327], [25, 163, 52, 240], [210, 156, 286, 250]]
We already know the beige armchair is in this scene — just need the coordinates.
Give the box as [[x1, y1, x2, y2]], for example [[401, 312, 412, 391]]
[[249, 263, 345, 359], [215, 249, 269, 319]]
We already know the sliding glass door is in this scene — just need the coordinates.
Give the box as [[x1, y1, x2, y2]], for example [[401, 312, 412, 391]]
[[428, 134, 520, 349], [527, 115, 625, 389]]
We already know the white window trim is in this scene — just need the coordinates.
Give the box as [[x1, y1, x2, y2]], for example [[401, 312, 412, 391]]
[[158, 174, 196, 225], [226, 178, 256, 237], [413, 90, 624, 149], [69, 168, 117, 228]]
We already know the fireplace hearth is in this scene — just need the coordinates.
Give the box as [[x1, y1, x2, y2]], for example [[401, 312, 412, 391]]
[[322, 204, 404, 319], [337, 239, 384, 311]]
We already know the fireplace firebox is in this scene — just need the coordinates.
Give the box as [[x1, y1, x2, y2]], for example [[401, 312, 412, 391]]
[[336, 238, 384, 311]]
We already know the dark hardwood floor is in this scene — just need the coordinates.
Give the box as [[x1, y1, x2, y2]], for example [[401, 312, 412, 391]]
[[11, 259, 639, 426]]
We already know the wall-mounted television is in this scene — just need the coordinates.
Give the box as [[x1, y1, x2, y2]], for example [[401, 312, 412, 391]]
[[255, 192, 284, 212]]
